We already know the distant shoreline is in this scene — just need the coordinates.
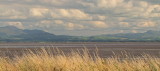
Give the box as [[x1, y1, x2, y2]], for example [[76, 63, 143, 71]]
[[0, 41, 160, 44], [0, 42, 160, 58]]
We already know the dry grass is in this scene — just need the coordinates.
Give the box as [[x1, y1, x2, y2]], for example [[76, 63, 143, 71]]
[[0, 48, 160, 71]]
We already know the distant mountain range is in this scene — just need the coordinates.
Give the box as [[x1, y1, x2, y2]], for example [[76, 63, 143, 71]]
[[0, 26, 160, 42], [0, 26, 71, 42]]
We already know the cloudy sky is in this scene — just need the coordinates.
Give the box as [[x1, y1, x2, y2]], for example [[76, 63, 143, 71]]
[[0, 0, 160, 36]]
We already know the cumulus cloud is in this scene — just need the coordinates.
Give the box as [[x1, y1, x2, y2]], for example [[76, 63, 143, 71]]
[[137, 21, 156, 27], [141, 5, 160, 18], [64, 23, 84, 30], [119, 22, 130, 27], [51, 9, 92, 20], [90, 21, 108, 28], [0, 7, 26, 19], [96, 0, 124, 8], [7, 22, 25, 29], [54, 20, 64, 24], [131, 30, 138, 33], [0, 0, 160, 35], [30, 8, 49, 17]]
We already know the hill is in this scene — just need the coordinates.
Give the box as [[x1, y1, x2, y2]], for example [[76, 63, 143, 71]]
[[87, 30, 160, 42], [0, 26, 160, 42], [0, 26, 70, 42]]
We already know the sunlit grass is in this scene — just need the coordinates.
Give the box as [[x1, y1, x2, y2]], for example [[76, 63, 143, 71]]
[[0, 48, 159, 71]]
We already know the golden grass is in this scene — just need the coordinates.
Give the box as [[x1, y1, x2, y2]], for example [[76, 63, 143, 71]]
[[0, 48, 159, 71]]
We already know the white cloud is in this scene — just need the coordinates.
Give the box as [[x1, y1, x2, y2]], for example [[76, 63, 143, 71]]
[[119, 22, 130, 27], [117, 17, 127, 21], [42, 0, 67, 6], [137, 21, 156, 27], [90, 21, 108, 28], [51, 20, 85, 30], [40, 20, 51, 24], [7, 22, 25, 29], [0, 7, 26, 19], [131, 30, 138, 33], [141, 5, 160, 18], [96, 0, 124, 8], [51, 9, 92, 20], [64, 23, 85, 30], [30, 8, 49, 17], [138, 1, 149, 8], [0, 0, 160, 35], [29, 8, 92, 20], [54, 20, 64, 24], [97, 16, 106, 20], [92, 15, 106, 20]]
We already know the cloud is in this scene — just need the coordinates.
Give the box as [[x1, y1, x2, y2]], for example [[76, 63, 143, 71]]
[[0, 0, 160, 35], [140, 5, 160, 18], [119, 22, 130, 27], [51, 9, 92, 20], [90, 21, 108, 28], [30, 8, 49, 17], [54, 20, 64, 24], [0, 7, 26, 19], [61, 22, 85, 30], [131, 30, 138, 33], [142, 0, 160, 4], [96, 0, 124, 8], [7, 22, 25, 29], [137, 21, 156, 27], [92, 15, 106, 21], [65, 23, 84, 30]]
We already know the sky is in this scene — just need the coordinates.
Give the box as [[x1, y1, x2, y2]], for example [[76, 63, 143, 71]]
[[0, 0, 160, 36]]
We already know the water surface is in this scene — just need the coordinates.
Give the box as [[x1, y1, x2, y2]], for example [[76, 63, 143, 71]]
[[0, 42, 160, 58]]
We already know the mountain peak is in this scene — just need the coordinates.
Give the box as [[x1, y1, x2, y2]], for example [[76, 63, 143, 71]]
[[2, 26, 20, 30], [0, 26, 58, 42], [0, 26, 160, 42], [0, 26, 24, 36]]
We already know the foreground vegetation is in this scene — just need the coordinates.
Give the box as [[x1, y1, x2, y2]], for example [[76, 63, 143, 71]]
[[0, 48, 160, 71]]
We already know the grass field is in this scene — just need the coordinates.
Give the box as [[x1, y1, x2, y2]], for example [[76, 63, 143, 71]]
[[0, 48, 160, 71]]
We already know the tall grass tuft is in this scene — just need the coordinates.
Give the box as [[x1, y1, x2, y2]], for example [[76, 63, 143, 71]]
[[0, 48, 159, 71]]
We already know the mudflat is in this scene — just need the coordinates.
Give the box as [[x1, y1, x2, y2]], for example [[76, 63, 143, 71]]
[[0, 42, 160, 58]]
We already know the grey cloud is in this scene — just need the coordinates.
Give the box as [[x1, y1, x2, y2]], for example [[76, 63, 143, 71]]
[[0, 0, 160, 36], [141, 0, 160, 4]]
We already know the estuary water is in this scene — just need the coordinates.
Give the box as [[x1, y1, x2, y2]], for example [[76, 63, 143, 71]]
[[0, 42, 160, 58]]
